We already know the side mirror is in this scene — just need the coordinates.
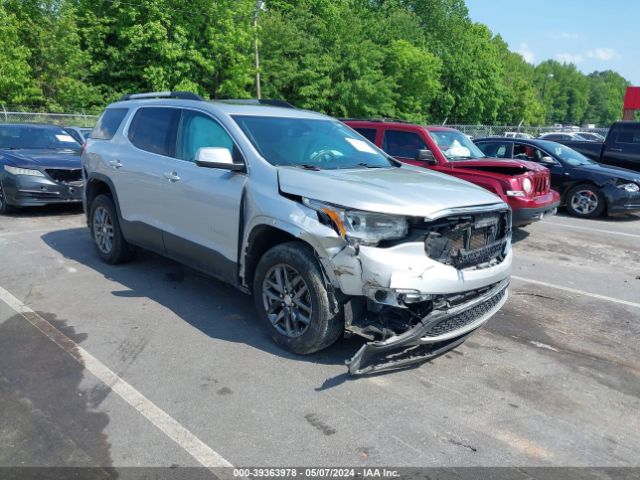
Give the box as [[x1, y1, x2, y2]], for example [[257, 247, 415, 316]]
[[416, 149, 437, 165], [540, 156, 557, 166], [195, 147, 244, 171]]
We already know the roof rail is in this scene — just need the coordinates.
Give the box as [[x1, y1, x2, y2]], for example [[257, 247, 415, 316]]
[[339, 117, 412, 124], [119, 91, 204, 101], [217, 98, 296, 109]]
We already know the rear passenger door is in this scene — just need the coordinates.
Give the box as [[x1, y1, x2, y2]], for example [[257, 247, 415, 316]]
[[118, 106, 181, 251], [161, 108, 246, 284]]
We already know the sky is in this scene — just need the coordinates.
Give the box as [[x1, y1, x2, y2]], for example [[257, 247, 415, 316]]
[[465, 0, 640, 84]]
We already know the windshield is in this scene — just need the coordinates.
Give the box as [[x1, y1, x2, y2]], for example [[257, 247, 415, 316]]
[[0, 125, 80, 150], [538, 140, 595, 166], [428, 130, 486, 160], [232, 116, 395, 170]]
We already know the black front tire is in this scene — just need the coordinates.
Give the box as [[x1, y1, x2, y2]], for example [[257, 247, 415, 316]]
[[253, 241, 344, 355], [89, 194, 134, 264], [0, 183, 14, 214], [566, 184, 605, 218]]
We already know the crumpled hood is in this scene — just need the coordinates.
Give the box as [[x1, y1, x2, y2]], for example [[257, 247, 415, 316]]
[[574, 163, 640, 183], [0, 149, 81, 169], [448, 158, 547, 174], [278, 166, 506, 217]]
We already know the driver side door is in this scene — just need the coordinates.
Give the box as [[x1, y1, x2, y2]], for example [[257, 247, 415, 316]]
[[381, 129, 440, 171]]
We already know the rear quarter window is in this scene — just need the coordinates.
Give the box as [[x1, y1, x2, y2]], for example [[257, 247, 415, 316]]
[[90, 108, 128, 140]]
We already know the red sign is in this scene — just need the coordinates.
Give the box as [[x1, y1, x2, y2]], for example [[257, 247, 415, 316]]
[[624, 86, 640, 110]]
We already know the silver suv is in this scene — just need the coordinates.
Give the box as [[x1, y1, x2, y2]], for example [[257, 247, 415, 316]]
[[82, 92, 512, 374]]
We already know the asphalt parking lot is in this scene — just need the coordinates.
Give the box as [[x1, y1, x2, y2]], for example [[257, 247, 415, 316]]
[[0, 206, 639, 472]]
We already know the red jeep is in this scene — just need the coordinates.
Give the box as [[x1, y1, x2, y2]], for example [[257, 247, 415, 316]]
[[344, 120, 561, 227]]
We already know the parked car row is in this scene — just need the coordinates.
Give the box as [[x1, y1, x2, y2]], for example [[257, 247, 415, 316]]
[[1, 93, 638, 374], [474, 137, 640, 218], [0, 124, 83, 214], [343, 120, 560, 226]]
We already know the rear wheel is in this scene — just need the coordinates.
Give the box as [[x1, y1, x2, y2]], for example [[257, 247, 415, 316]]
[[566, 184, 605, 218], [0, 183, 14, 214], [253, 241, 343, 355], [89, 194, 134, 264]]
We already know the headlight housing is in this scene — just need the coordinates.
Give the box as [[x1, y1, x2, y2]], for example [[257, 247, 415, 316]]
[[522, 177, 533, 194], [4, 165, 45, 177], [617, 182, 639, 193], [303, 198, 408, 246]]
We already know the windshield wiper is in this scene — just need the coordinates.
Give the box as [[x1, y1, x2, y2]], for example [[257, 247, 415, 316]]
[[356, 162, 384, 168], [295, 164, 321, 171]]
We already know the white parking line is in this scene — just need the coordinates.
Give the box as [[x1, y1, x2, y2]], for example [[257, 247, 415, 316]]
[[0, 228, 61, 237], [544, 221, 640, 239], [0, 285, 233, 469], [512, 276, 640, 309]]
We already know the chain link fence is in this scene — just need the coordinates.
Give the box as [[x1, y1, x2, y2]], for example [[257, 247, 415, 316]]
[[0, 110, 610, 139], [447, 124, 609, 139], [0, 111, 99, 128]]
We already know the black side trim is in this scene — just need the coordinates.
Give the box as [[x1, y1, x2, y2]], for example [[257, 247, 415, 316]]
[[85, 173, 164, 253], [163, 231, 237, 286]]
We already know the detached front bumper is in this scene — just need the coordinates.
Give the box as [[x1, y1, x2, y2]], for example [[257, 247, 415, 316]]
[[1, 174, 83, 207], [346, 279, 509, 374]]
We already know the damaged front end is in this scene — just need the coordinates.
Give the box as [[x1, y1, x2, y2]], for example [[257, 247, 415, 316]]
[[345, 279, 509, 374], [322, 207, 513, 375]]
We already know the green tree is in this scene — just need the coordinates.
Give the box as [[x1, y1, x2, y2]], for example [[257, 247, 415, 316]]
[[0, 4, 41, 106], [3, 0, 101, 112], [535, 60, 590, 125], [77, 0, 255, 100], [582, 71, 629, 126], [261, 0, 441, 120]]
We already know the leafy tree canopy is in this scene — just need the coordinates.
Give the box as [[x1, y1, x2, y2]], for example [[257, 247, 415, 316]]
[[0, 0, 631, 125]]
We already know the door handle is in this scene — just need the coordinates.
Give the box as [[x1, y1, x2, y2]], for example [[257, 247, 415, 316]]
[[609, 148, 623, 152], [163, 171, 181, 182], [109, 160, 123, 169]]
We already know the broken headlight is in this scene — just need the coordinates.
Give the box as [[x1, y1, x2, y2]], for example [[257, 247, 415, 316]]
[[617, 182, 639, 193], [303, 198, 408, 246], [4, 165, 45, 177]]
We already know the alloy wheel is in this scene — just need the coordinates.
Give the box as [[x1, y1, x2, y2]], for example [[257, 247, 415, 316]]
[[571, 190, 599, 215], [93, 206, 114, 254], [262, 264, 313, 338]]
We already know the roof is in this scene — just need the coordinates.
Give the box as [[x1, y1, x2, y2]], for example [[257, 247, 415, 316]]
[[342, 119, 458, 132], [108, 98, 329, 120], [624, 86, 640, 110]]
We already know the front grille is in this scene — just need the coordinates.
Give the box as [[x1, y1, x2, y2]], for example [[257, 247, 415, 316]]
[[423, 287, 506, 337], [422, 210, 510, 270], [533, 173, 549, 194], [45, 169, 82, 183]]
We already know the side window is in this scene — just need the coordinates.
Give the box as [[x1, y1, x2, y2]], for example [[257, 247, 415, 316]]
[[354, 128, 377, 143], [382, 130, 427, 158], [128, 107, 181, 157], [91, 108, 128, 140], [514, 143, 545, 162], [176, 110, 236, 162], [614, 125, 640, 145], [477, 141, 510, 158]]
